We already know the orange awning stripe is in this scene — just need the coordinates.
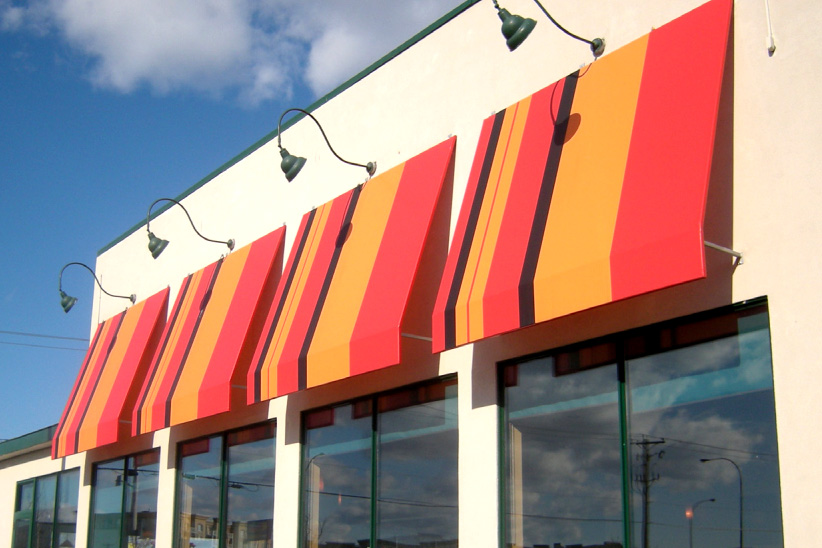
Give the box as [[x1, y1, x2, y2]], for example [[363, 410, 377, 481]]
[[249, 137, 455, 402], [132, 227, 284, 435], [432, 0, 731, 352], [52, 289, 168, 458]]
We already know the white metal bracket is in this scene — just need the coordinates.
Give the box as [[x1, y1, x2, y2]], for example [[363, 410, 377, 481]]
[[401, 333, 433, 342], [704, 240, 743, 265]]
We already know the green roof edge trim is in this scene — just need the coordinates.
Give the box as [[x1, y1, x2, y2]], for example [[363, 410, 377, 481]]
[[98, 0, 482, 256], [0, 424, 57, 458]]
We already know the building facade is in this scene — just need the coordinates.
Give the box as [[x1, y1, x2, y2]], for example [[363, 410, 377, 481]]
[[3, 1, 821, 547]]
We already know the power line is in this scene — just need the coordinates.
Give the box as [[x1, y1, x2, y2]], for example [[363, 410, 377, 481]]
[[0, 329, 88, 342], [0, 340, 87, 352]]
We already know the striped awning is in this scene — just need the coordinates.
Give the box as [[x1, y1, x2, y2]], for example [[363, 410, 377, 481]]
[[53, 289, 168, 458], [432, 0, 731, 352], [249, 137, 455, 402], [132, 227, 284, 435]]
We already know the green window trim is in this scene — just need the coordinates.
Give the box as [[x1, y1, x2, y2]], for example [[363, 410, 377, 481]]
[[300, 376, 459, 548], [500, 298, 784, 548], [173, 421, 276, 548], [12, 469, 80, 548], [89, 449, 161, 548]]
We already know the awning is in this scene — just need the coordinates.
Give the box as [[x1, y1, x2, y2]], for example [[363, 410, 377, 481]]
[[52, 289, 168, 458], [432, 0, 731, 352], [248, 137, 455, 402], [132, 227, 284, 435]]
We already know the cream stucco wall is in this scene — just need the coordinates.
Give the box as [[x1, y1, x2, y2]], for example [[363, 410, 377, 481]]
[[4, 1, 822, 547]]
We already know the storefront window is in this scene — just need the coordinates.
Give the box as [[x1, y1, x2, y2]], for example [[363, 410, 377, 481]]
[[13, 481, 34, 548], [302, 378, 458, 548], [503, 345, 623, 547], [502, 301, 783, 548], [226, 424, 277, 548], [11, 469, 79, 548], [90, 450, 160, 548], [176, 422, 276, 548]]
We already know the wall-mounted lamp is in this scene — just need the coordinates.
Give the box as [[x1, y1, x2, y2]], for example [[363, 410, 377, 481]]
[[492, 0, 604, 57], [277, 107, 376, 182], [146, 198, 235, 259], [58, 262, 135, 313]]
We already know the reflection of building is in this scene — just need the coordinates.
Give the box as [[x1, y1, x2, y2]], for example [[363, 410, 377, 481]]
[[226, 519, 272, 548], [531, 544, 621, 548], [2, 0, 820, 547]]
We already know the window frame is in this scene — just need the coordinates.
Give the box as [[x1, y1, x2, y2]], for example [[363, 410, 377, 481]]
[[173, 420, 277, 548], [298, 375, 459, 548], [88, 448, 161, 548], [11, 468, 80, 548], [498, 297, 780, 548]]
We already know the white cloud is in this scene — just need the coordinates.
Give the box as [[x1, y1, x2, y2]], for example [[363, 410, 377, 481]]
[[295, 1, 461, 95], [48, 0, 256, 93], [1, 0, 465, 104], [1, 4, 24, 31]]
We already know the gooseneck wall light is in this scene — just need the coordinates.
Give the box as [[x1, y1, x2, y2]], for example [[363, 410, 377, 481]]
[[58, 262, 136, 313], [146, 198, 235, 259], [701, 457, 744, 548], [277, 107, 376, 182], [492, 0, 605, 56]]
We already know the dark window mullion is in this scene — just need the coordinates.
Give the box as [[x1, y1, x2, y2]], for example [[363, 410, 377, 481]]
[[617, 341, 633, 548], [28, 480, 37, 548], [497, 378, 508, 548], [50, 476, 57, 548], [48, 473, 61, 548], [218, 434, 229, 548], [370, 397, 378, 548], [172, 453, 181, 548], [120, 460, 130, 548]]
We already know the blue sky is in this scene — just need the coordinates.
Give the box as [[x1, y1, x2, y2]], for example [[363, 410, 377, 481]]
[[0, 0, 464, 441]]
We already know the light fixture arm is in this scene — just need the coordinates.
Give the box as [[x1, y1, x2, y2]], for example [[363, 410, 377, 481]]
[[492, 0, 604, 56], [277, 108, 376, 176], [59, 262, 136, 303], [531, 0, 603, 55], [700, 457, 743, 548], [146, 198, 235, 251]]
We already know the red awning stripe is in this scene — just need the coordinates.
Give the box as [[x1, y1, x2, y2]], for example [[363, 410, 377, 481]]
[[130, 272, 194, 435], [297, 184, 362, 391], [610, 0, 731, 299], [52, 313, 123, 459], [132, 227, 285, 435], [132, 264, 217, 435], [250, 137, 455, 402], [432, 0, 731, 352], [53, 317, 106, 456], [512, 76, 576, 328], [52, 289, 169, 458]]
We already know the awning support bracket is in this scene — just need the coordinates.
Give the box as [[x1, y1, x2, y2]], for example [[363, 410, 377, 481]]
[[704, 241, 743, 265], [401, 333, 433, 342]]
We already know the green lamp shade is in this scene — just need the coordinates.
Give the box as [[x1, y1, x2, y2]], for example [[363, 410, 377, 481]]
[[60, 290, 78, 313], [590, 37, 605, 56], [148, 232, 169, 259], [280, 148, 307, 182], [498, 9, 536, 51]]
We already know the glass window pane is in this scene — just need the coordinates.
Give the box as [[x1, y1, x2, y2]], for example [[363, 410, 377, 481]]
[[125, 451, 160, 548], [226, 423, 276, 548], [91, 459, 126, 548], [13, 482, 35, 548], [504, 354, 623, 548], [376, 381, 458, 548], [55, 470, 79, 548], [34, 475, 57, 548], [628, 306, 783, 548], [302, 402, 373, 548], [178, 436, 223, 548]]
